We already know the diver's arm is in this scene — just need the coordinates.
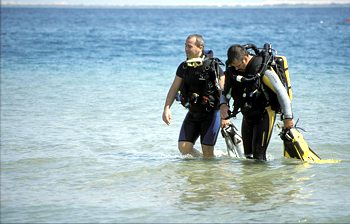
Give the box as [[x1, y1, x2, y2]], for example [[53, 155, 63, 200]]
[[219, 75, 230, 127], [219, 94, 230, 121], [219, 71, 232, 120], [263, 70, 294, 128], [219, 73, 225, 90], [162, 75, 182, 125]]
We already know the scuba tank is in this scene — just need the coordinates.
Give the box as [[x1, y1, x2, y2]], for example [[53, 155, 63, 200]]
[[224, 43, 293, 118]]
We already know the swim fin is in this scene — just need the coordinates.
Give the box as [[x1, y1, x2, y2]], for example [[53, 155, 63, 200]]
[[280, 128, 321, 162], [221, 123, 245, 158]]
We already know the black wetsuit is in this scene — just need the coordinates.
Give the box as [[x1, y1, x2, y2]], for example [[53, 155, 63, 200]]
[[224, 55, 292, 160]]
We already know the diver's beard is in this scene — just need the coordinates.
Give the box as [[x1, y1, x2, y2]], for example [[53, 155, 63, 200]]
[[186, 52, 201, 59]]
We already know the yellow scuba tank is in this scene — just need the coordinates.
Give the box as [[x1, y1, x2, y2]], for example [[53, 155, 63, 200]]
[[273, 55, 292, 101]]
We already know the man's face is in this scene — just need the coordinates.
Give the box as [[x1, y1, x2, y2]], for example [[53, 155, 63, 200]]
[[185, 37, 202, 59], [229, 56, 248, 72], [232, 60, 245, 71]]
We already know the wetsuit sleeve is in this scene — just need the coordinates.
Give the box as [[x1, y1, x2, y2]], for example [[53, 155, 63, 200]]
[[263, 69, 293, 119], [176, 62, 185, 78]]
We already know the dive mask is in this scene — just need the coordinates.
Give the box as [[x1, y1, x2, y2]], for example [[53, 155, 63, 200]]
[[186, 55, 205, 68]]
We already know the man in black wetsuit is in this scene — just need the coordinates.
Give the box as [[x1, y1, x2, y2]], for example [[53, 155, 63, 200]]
[[162, 34, 228, 158], [220, 44, 294, 161]]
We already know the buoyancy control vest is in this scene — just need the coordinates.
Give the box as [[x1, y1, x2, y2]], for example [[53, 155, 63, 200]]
[[225, 43, 292, 117], [176, 50, 224, 112]]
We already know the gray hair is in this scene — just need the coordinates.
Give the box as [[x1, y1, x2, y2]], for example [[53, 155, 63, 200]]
[[187, 34, 205, 48]]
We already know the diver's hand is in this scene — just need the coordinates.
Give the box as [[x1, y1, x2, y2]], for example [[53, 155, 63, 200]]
[[162, 108, 172, 125], [221, 119, 230, 128], [220, 104, 230, 120], [284, 118, 294, 129]]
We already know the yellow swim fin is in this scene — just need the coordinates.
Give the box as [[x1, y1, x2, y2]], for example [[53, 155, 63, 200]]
[[281, 128, 321, 162]]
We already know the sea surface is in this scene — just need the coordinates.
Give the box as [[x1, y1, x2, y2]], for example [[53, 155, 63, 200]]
[[1, 6, 350, 223]]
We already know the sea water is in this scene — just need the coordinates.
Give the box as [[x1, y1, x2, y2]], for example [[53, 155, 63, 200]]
[[1, 6, 350, 223]]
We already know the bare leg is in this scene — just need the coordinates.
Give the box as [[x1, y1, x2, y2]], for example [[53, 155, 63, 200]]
[[178, 141, 202, 157], [201, 144, 214, 158]]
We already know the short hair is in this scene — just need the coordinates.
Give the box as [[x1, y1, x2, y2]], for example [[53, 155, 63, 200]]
[[187, 34, 205, 48], [226, 44, 248, 65]]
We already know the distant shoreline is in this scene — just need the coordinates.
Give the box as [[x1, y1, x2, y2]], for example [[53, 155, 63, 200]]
[[1, 3, 350, 9]]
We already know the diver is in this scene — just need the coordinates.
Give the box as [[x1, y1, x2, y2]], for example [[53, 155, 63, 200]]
[[162, 34, 229, 158], [220, 44, 294, 161]]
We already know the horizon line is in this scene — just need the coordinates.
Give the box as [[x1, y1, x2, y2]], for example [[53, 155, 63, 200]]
[[2, 2, 350, 8]]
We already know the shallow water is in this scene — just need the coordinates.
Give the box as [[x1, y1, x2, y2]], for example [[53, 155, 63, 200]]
[[1, 6, 350, 223]]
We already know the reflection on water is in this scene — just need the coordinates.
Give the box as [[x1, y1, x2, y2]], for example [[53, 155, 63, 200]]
[[236, 161, 278, 206], [171, 157, 316, 222], [175, 159, 239, 211]]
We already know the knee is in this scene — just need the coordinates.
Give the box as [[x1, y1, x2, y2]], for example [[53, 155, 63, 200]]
[[178, 141, 193, 155]]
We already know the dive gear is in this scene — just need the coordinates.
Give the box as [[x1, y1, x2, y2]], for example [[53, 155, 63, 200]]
[[279, 127, 340, 163], [221, 123, 245, 158], [223, 43, 293, 119], [176, 50, 224, 112], [186, 55, 205, 68], [280, 128, 321, 162]]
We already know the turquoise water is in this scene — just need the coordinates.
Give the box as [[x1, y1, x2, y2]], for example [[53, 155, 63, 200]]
[[1, 6, 350, 223]]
